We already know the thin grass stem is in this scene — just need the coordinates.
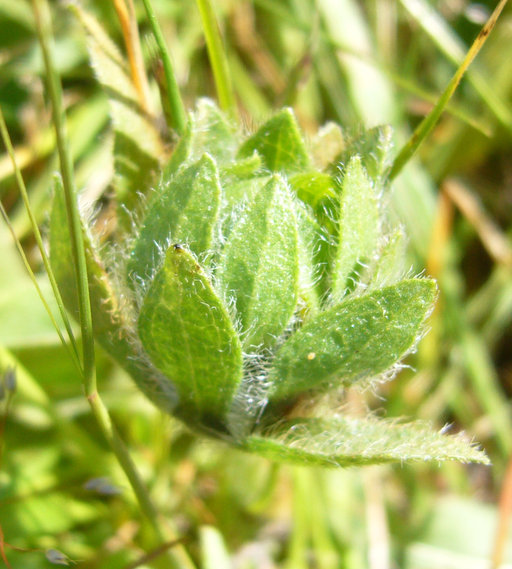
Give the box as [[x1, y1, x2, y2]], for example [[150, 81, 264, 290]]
[[87, 392, 196, 569], [388, 0, 508, 181], [141, 0, 187, 134], [0, 201, 82, 374], [32, 0, 95, 386], [196, 0, 237, 118], [32, 3, 196, 566], [0, 105, 81, 370]]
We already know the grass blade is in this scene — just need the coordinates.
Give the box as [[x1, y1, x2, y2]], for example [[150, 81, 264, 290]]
[[196, 0, 237, 118], [32, 0, 95, 387], [0, 105, 81, 371], [389, 0, 509, 180], [141, 0, 187, 134]]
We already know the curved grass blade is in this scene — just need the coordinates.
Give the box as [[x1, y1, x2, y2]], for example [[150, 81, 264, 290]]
[[245, 417, 489, 466], [138, 245, 243, 428], [389, 0, 509, 180], [0, 107, 81, 370], [32, 0, 95, 387], [400, 0, 512, 133], [196, 0, 237, 118], [268, 279, 437, 401], [140, 0, 186, 134]]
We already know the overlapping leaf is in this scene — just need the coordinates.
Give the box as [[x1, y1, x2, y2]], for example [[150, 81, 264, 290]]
[[128, 154, 221, 283], [49, 178, 178, 413], [294, 200, 323, 315], [238, 108, 310, 174], [333, 156, 381, 297], [164, 98, 237, 175], [138, 245, 243, 426], [268, 279, 437, 401], [339, 125, 394, 183], [217, 176, 299, 349]]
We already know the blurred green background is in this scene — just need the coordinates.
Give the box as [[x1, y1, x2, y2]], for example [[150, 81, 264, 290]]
[[1, 0, 512, 567]]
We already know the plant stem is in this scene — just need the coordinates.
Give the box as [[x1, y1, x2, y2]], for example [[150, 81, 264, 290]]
[[0, 107, 81, 373], [196, 0, 237, 118], [31, 2, 195, 567], [388, 0, 508, 181], [0, 198, 80, 372], [32, 0, 95, 388], [87, 392, 196, 569], [141, 0, 187, 134], [112, 0, 153, 113]]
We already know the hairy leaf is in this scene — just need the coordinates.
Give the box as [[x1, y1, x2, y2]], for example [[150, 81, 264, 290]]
[[128, 154, 221, 283], [217, 176, 299, 349], [138, 246, 243, 426], [367, 229, 407, 289], [268, 279, 437, 401], [340, 125, 394, 183], [310, 121, 345, 170], [290, 171, 337, 208], [49, 177, 121, 349], [238, 108, 310, 174], [165, 98, 237, 175], [49, 178, 178, 413], [333, 155, 381, 296], [294, 200, 322, 315], [245, 417, 489, 466]]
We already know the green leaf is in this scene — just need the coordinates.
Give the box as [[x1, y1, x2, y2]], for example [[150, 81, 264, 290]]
[[290, 171, 337, 208], [367, 229, 407, 289], [244, 417, 489, 466], [218, 175, 270, 246], [341, 126, 394, 183], [138, 245, 243, 427], [219, 152, 262, 181], [71, 5, 163, 217], [267, 279, 437, 401], [310, 121, 345, 171], [238, 108, 310, 174], [294, 200, 322, 315], [49, 177, 121, 350], [333, 155, 381, 297], [128, 154, 221, 283], [49, 178, 178, 414], [165, 98, 236, 175], [217, 175, 299, 349]]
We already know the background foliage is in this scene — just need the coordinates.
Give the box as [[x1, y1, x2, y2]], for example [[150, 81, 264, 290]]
[[1, 0, 512, 567]]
